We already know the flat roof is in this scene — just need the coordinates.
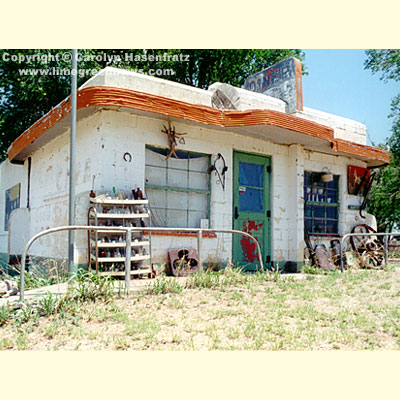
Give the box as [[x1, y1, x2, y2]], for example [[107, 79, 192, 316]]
[[7, 68, 390, 167]]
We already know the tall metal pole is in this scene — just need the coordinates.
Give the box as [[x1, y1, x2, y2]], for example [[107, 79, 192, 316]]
[[125, 228, 132, 291], [197, 230, 203, 272], [68, 49, 78, 278]]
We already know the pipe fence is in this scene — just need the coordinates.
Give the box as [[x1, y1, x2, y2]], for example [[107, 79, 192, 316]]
[[19, 225, 264, 301]]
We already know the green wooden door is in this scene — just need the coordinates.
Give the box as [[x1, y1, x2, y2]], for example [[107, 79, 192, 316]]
[[232, 151, 271, 271]]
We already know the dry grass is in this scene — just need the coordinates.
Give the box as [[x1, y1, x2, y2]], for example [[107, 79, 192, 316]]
[[1, 266, 400, 350]]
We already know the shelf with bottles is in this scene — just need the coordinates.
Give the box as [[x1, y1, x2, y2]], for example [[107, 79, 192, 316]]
[[88, 213, 148, 229], [88, 229, 151, 275], [99, 269, 153, 277], [89, 231, 148, 244], [89, 186, 147, 204], [304, 173, 338, 204], [90, 198, 149, 205], [87, 185, 152, 277], [89, 199, 149, 218], [89, 210, 149, 220], [90, 254, 150, 263], [90, 238, 150, 248], [95, 259, 153, 278], [92, 241, 150, 262]]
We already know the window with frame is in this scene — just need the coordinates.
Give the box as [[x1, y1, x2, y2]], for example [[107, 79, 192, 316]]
[[304, 171, 339, 235], [145, 146, 210, 228]]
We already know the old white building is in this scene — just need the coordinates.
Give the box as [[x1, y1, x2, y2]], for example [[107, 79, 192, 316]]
[[0, 65, 389, 273]]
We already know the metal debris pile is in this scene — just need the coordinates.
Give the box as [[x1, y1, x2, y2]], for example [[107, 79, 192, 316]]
[[348, 224, 385, 269], [305, 223, 386, 271]]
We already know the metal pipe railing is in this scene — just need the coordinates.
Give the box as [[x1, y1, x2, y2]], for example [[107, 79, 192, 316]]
[[340, 232, 398, 272], [19, 225, 264, 301]]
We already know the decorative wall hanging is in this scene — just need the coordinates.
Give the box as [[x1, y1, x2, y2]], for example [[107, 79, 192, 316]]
[[348, 165, 371, 195], [161, 120, 187, 160], [123, 152, 132, 162], [208, 153, 228, 190]]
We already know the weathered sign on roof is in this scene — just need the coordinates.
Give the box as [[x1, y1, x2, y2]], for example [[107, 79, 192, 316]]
[[244, 57, 303, 113]]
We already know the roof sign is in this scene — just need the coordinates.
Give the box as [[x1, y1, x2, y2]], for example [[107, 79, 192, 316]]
[[244, 57, 303, 113]]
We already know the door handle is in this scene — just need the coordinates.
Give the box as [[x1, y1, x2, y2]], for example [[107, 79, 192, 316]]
[[234, 206, 239, 219]]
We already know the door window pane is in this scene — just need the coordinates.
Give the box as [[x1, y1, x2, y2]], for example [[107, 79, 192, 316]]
[[239, 162, 263, 187], [239, 187, 263, 212]]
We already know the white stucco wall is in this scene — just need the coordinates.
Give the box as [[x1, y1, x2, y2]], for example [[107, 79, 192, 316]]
[[24, 112, 104, 263], [0, 159, 28, 256]]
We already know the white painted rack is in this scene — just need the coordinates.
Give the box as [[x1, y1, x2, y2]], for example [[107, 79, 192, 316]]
[[88, 197, 152, 278]]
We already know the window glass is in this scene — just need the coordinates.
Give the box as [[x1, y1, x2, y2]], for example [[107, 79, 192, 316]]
[[326, 190, 337, 203], [304, 171, 339, 234], [189, 156, 209, 172], [145, 147, 210, 228], [314, 205, 325, 219], [326, 206, 337, 219], [188, 192, 208, 212], [189, 171, 209, 191], [239, 162, 263, 187], [167, 209, 187, 228], [326, 220, 338, 234], [313, 220, 325, 234], [145, 165, 166, 186], [168, 155, 188, 170], [167, 169, 188, 189], [239, 187, 263, 212]]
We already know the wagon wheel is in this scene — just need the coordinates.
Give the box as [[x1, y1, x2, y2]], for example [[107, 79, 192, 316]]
[[350, 224, 380, 254]]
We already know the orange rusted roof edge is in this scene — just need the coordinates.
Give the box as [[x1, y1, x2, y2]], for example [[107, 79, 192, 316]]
[[333, 139, 390, 165], [7, 85, 390, 165]]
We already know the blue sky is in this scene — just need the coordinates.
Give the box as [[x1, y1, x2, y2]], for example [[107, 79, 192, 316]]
[[301, 49, 399, 146]]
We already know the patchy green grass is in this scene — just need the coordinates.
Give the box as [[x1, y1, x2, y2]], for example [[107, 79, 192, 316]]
[[1, 266, 400, 350], [145, 276, 183, 295], [2, 258, 69, 290]]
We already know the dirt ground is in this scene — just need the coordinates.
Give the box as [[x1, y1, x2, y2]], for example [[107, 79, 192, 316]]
[[1, 266, 400, 350]]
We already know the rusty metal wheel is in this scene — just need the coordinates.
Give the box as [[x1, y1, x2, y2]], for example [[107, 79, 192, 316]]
[[350, 224, 378, 254], [351, 224, 385, 269]]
